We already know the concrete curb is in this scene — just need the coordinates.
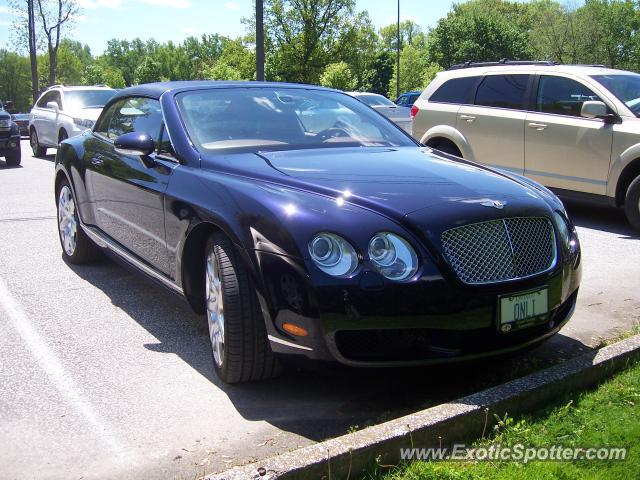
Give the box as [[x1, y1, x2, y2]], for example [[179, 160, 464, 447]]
[[208, 334, 640, 480]]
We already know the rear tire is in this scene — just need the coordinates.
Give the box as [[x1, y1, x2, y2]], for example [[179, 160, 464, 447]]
[[205, 232, 280, 383], [30, 129, 46, 157], [624, 175, 640, 232], [56, 178, 99, 264], [5, 147, 21, 166]]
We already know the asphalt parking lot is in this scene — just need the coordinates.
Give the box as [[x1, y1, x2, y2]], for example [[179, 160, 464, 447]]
[[1, 140, 638, 480]]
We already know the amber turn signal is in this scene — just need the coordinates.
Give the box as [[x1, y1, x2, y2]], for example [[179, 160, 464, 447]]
[[282, 323, 308, 337]]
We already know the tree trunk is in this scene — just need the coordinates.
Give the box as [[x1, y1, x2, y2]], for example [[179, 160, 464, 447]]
[[28, 0, 39, 104]]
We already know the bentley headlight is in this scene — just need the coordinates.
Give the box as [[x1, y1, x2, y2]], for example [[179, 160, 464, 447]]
[[368, 232, 418, 281], [553, 211, 571, 249], [308, 233, 358, 277]]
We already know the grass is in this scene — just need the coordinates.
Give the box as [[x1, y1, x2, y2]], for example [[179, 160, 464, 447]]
[[364, 359, 640, 480]]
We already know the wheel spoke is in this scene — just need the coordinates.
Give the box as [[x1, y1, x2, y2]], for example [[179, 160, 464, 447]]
[[206, 251, 225, 368]]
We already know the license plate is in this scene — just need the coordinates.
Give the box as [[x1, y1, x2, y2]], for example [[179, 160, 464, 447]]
[[499, 288, 548, 329]]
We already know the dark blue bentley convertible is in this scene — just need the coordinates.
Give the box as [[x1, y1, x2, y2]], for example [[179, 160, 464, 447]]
[[54, 81, 581, 383]]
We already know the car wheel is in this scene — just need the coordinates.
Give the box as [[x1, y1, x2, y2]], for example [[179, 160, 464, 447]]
[[56, 179, 99, 264], [205, 232, 281, 383], [624, 175, 640, 232], [58, 129, 68, 143], [5, 146, 21, 166], [30, 129, 46, 157]]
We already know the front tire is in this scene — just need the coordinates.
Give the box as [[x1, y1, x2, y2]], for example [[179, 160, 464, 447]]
[[205, 233, 280, 383], [5, 147, 21, 166], [30, 129, 46, 157], [624, 175, 640, 232], [56, 179, 99, 264]]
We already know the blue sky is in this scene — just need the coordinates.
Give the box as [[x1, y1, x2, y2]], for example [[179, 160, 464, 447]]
[[0, 0, 456, 55]]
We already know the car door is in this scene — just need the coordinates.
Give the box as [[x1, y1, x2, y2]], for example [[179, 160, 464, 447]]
[[456, 74, 532, 173], [524, 75, 613, 195], [31, 91, 58, 146], [85, 96, 177, 274]]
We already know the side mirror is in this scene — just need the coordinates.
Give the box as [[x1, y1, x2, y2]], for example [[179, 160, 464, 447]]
[[46, 101, 59, 112], [581, 100, 607, 119], [114, 132, 155, 159]]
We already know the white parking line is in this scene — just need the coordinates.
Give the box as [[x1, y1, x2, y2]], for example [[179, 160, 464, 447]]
[[0, 276, 131, 463]]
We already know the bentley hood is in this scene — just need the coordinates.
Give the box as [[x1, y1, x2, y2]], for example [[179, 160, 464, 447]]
[[252, 147, 551, 220]]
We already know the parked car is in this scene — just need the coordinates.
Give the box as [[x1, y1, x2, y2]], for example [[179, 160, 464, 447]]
[[346, 91, 412, 133], [0, 105, 21, 166], [55, 81, 581, 383], [29, 85, 116, 157], [412, 60, 640, 231], [395, 90, 421, 108], [11, 113, 30, 137]]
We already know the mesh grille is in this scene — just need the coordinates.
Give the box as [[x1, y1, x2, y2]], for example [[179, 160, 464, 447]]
[[441, 217, 556, 284]]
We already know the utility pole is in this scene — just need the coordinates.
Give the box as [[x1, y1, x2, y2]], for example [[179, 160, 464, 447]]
[[396, 0, 400, 99], [256, 0, 265, 81], [28, 0, 39, 104]]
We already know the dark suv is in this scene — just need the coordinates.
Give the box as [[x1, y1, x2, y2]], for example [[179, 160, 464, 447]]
[[0, 101, 21, 166]]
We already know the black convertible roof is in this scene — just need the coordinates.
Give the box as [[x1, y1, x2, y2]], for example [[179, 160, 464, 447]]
[[112, 81, 334, 100]]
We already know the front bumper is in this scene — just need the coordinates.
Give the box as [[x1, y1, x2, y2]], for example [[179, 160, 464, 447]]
[[0, 132, 20, 155], [254, 248, 581, 367]]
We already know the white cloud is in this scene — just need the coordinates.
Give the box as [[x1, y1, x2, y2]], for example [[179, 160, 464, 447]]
[[0, 20, 10, 27], [77, 0, 123, 8], [183, 26, 197, 34], [136, 0, 192, 8], [77, 0, 191, 9], [225, 1, 239, 9]]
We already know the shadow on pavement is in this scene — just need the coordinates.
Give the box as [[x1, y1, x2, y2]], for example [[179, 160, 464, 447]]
[[66, 252, 594, 443], [563, 198, 638, 239], [0, 160, 23, 169]]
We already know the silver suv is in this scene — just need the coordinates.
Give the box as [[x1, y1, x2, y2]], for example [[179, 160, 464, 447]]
[[412, 61, 640, 231], [29, 85, 116, 156]]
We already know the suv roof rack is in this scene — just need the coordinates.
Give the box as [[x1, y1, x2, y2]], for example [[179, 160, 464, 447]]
[[448, 59, 557, 70], [448, 59, 610, 70]]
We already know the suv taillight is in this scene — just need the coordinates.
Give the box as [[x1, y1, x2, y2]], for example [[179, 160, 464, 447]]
[[410, 104, 419, 120]]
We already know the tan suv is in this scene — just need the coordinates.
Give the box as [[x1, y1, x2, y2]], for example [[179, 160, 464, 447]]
[[411, 61, 640, 231]]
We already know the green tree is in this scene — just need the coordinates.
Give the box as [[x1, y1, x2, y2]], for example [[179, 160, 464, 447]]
[[428, 0, 534, 68], [203, 62, 243, 81], [0, 49, 32, 111], [103, 38, 147, 86], [82, 63, 125, 88], [320, 61, 356, 91], [135, 57, 163, 84], [388, 44, 430, 98], [367, 50, 394, 96], [379, 20, 423, 51], [263, 0, 357, 84]]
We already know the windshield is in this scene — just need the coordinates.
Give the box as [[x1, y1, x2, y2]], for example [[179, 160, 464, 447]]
[[176, 88, 414, 153], [356, 94, 396, 107], [64, 90, 116, 110], [591, 74, 640, 117]]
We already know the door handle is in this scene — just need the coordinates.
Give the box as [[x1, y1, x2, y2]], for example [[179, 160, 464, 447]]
[[91, 156, 104, 168], [528, 122, 548, 131], [460, 114, 476, 122]]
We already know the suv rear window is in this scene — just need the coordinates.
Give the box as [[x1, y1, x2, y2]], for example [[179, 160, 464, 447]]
[[474, 74, 531, 110], [429, 77, 479, 104]]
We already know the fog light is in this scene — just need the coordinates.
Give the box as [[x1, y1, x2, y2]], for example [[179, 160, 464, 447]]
[[9, 142, 16, 148], [282, 323, 308, 337]]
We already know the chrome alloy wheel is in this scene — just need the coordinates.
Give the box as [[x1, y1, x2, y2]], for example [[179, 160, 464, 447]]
[[206, 250, 225, 367], [58, 186, 77, 256]]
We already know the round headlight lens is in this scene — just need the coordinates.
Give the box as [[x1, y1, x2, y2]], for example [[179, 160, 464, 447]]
[[368, 232, 418, 281], [553, 211, 571, 249], [308, 233, 358, 277]]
